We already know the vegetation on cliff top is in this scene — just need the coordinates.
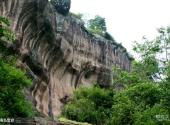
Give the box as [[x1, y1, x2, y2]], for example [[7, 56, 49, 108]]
[[70, 13, 115, 41]]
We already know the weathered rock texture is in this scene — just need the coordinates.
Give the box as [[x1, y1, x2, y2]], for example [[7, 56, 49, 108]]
[[0, 0, 133, 117], [51, 0, 71, 15]]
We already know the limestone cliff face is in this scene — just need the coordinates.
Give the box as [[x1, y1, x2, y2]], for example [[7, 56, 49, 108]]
[[0, 0, 133, 117]]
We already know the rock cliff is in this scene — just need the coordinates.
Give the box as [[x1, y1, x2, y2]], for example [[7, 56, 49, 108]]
[[0, 0, 133, 117]]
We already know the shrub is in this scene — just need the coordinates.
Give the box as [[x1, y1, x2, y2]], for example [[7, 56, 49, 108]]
[[125, 83, 162, 107], [133, 104, 170, 125], [62, 86, 114, 125], [0, 60, 34, 117], [109, 95, 136, 125], [109, 82, 165, 125]]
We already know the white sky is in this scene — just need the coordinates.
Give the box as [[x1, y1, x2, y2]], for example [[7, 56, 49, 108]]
[[71, 0, 170, 54]]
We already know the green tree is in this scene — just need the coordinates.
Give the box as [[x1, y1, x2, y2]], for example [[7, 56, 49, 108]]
[[133, 26, 170, 81], [133, 38, 161, 82], [108, 82, 167, 125], [87, 15, 107, 35]]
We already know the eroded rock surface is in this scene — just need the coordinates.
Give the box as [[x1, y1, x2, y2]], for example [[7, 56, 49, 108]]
[[51, 0, 71, 15], [0, 0, 133, 117]]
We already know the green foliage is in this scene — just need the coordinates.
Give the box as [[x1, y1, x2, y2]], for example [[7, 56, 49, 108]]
[[63, 98, 97, 123], [116, 58, 159, 84], [112, 59, 158, 88], [112, 65, 141, 87], [109, 94, 135, 125], [125, 83, 162, 107], [133, 26, 170, 81], [62, 82, 170, 125], [62, 86, 114, 125], [0, 16, 15, 41], [133, 39, 161, 81], [0, 40, 16, 65], [87, 16, 115, 41], [108, 83, 165, 125], [135, 57, 159, 81], [0, 60, 34, 117], [160, 72, 170, 114], [133, 104, 169, 125], [87, 15, 107, 35], [133, 38, 161, 57], [0, 60, 31, 88], [0, 16, 10, 26]]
